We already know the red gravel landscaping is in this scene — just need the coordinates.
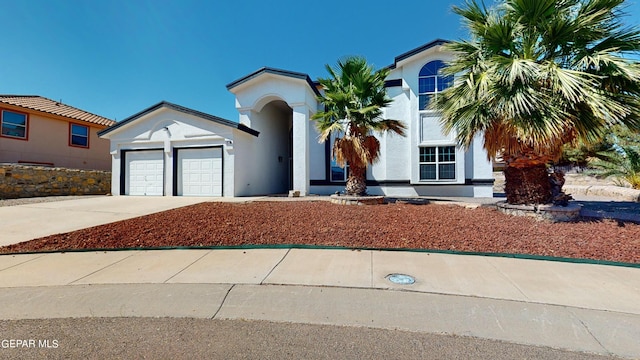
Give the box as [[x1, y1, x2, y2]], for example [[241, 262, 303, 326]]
[[1, 201, 639, 264]]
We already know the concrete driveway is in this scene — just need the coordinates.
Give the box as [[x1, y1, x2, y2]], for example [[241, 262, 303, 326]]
[[0, 196, 256, 247]]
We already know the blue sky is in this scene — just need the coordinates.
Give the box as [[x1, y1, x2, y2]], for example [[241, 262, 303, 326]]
[[2, 0, 639, 122]]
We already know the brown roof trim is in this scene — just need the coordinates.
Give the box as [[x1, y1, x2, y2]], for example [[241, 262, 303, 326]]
[[0, 95, 115, 127]]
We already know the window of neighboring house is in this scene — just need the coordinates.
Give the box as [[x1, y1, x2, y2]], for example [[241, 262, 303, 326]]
[[419, 146, 456, 181], [69, 123, 89, 148], [418, 60, 453, 110], [1, 110, 28, 139]]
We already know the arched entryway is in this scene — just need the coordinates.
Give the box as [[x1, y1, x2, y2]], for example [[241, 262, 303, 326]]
[[227, 67, 319, 196], [259, 100, 293, 194]]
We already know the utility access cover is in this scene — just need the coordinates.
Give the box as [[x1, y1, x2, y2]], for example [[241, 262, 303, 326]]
[[386, 273, 415, 285]]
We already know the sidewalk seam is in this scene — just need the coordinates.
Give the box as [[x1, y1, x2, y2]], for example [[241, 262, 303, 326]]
[[67, 252, 138, 285], [485, 258, 530, 300], [0, 254, 46, 272], [370, 251, 374, 288], [212, 284, 235, 319], [567, 308, 612, 356], [163, 250, 213, 283], [260, 248, 291, 284]]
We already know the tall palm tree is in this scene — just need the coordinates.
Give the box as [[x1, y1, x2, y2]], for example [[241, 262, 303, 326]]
[[313, 56, 406, 196], [433, 0, 640, 204]]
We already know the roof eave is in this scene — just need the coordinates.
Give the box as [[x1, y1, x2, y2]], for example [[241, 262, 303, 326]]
[[98, 101, 259, 138], [226, 67, 320, 96], [387, 39, 451, 70]]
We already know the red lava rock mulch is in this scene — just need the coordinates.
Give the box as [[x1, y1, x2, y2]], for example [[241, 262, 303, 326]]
[[1, 201, 639, 264]]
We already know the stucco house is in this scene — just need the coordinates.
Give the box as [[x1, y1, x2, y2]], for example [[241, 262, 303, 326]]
[[0, 95, 115, 170], [98, 39, 494, 198]]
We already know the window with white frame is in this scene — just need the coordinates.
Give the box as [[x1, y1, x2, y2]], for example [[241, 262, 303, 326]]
[[69, 123, 89, 148], [418, 60, 453, 110], [419, 146, 456, 180], [1, 110, 28, 139]]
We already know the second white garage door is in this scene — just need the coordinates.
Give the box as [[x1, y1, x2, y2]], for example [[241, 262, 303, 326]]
[[177, 147, 222, 196]]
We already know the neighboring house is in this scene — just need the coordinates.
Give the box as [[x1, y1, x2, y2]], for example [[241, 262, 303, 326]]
[[0, 95, 115, 170], [99, 39, 494, 197]]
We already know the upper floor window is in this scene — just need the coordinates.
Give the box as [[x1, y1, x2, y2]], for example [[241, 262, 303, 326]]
[[70, 123, 89, 148], [418, 60, 452, 110], [1, 110, 28, 139]]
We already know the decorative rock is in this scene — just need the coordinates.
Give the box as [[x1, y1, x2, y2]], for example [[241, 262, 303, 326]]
[[330, 194, 385, 205], [496, 201, 582, 222], [288, 190, 301, 198]]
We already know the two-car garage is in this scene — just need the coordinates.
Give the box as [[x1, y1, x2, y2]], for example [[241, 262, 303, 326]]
[[123, 147, 222, 196], [99, 101, 260, 198]]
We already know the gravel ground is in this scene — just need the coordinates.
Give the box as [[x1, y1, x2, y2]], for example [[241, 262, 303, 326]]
[[2, 201, 638, 264], [0, 318, 619, 360]]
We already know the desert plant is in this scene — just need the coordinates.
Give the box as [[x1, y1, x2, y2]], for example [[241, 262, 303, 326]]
[[590, 145, 640, 189], [312, 56, 406, 195], [559, 124, 640, 167], [433, 0, 640, 205]]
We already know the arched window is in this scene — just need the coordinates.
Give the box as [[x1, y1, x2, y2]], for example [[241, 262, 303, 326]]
[[418, 60, 452, 110]]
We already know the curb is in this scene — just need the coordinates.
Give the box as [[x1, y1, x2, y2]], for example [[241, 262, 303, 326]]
[[3, 244, 638, 269]]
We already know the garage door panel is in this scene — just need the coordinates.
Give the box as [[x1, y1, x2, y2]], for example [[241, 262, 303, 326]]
[[177, 148, 222, 197], [125, 151, 164, 196]]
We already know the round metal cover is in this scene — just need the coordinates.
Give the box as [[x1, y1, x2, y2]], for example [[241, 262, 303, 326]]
[[386, 273, 415, 285]]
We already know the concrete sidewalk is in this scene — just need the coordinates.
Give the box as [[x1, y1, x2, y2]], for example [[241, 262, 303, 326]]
[[0, 248, 638, 358]]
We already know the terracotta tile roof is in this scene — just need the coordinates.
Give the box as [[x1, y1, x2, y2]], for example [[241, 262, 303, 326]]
[[0, 95, 116, 127]]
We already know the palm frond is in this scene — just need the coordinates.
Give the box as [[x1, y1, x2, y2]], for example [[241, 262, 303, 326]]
[[434, 0, 640, 165], [313, 55, 407, 184]]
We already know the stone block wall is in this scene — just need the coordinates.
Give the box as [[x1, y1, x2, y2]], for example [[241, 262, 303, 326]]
[[0, 164, 110, 199]]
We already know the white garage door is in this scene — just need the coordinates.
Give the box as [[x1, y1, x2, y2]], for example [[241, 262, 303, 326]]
[[125, 151, 164, 196], [177, 147, 222, 196]]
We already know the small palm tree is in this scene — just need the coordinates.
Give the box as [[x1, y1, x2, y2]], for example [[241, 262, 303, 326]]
[[433, 0, 640, 205], [591, 146, 640, 189], [313, 56, 406, 196]]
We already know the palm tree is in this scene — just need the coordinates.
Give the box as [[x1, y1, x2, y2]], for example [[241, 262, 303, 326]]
[[312, 56, 406, 196], [591, 145, 640, 189], [433, 0, 640, 204]]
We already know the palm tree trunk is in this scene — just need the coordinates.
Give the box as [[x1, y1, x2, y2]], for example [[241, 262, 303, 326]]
[[504, 163, 552, 205], [345, 165, 367, 196]]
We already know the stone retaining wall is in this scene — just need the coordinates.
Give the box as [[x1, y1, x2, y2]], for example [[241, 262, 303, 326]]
[[330, 194, 385, 205], [494, 171, 640, 202], [496, 201, 582, 222], [563, 185, 640, 202], [0, 164, 110, 199]]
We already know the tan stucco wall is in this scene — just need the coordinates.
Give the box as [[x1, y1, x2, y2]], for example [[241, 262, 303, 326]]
[[0, 111, 111, 170]]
